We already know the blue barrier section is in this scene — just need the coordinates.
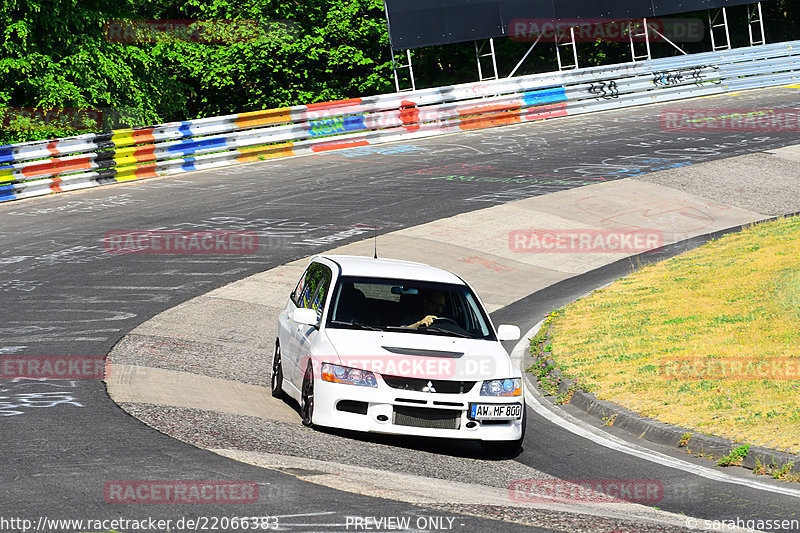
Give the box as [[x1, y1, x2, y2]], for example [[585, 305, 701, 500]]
[[522, 87, 567, 107], [0, 147, 15, 165], [0, 182, 17, 201], [177, 123, 195, 138], [167, 137, 229, 156], [181, 159, 198, 172]]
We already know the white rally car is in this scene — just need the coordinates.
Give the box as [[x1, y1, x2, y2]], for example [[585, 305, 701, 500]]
[[272, 255, 525, 454]]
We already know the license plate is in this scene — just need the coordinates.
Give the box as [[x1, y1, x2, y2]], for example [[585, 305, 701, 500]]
[[469, 403, 522, 420]]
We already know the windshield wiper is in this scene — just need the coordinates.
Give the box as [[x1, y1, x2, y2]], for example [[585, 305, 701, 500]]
[[423, 326, 473, 338], [330, 320, 382, 331], [384, 325, 473, 338]]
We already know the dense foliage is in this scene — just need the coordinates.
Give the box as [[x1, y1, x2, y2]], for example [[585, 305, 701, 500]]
[[0, 0, 393, 143], [1, 0, 798, 144]]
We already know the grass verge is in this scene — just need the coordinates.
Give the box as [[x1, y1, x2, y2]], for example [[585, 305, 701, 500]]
[[530, 215, 800, 455]]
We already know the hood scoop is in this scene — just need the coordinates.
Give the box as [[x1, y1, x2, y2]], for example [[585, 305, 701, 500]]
[[381, 346, 464, 358]]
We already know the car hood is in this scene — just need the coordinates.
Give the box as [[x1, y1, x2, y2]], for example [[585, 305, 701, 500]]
[[322, 328, 515, 380]]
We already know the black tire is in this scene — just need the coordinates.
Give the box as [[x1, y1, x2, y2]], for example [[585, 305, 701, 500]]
[[301, 363, 314, 427], [481, 407, 526, 456], [270, 342, 284, 399]]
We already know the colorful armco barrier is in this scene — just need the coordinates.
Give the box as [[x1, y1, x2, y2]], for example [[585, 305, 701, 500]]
[[2, 41, 799, 202]]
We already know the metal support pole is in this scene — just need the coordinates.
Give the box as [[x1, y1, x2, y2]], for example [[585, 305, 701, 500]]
[[507, 32, 544, 78], [474, 41, 483, 80], [722, 8, 731, 49], [629, 22, 637, 60], [628, 19, 652, 61], [571, 27, 579, 69], [390, 51, 400, 93], [405, 50, 416, 91], [748, 2, 766, 46], [474, 38, 499, 81], [648, 24, 688, 55], [391, 48, 416, 93], [555, 26, 578, 70], [708, 8, 731, 51], [489, 38, 499, 81]]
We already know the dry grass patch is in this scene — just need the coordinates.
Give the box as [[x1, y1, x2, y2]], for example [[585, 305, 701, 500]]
[[546, 215, 800, 453]]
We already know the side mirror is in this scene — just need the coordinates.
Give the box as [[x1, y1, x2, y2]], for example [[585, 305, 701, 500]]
[[497, 324, 521, 342], [292, 307, 320, 327]]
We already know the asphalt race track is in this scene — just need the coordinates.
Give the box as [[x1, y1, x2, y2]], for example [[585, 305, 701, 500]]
[[2, 87, 800, 532]]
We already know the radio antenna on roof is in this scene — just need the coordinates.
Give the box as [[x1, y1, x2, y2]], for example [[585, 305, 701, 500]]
[[373, 225, 378, 259]]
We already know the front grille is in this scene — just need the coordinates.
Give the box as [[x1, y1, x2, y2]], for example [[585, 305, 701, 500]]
[[393, 406, 461, 430], [382, 375, 476, 394]]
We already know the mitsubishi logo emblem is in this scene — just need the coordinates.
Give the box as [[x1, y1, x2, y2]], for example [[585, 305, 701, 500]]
[[422, 381, 436, 393]]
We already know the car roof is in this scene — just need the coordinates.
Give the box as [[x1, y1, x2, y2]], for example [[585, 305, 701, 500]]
[[319, 255, 465, 285]]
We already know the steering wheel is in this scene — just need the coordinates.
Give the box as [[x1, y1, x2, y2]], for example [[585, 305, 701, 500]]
[[432, 317, 459, 326]]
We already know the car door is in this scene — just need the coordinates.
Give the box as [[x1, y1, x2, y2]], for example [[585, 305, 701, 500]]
[[286, 261, 332, 387], [277, 272, 303, 394]]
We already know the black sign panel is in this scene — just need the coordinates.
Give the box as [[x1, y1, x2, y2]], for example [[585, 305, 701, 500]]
[[652, 0, 756, 14], [385, 0, 766, 49]]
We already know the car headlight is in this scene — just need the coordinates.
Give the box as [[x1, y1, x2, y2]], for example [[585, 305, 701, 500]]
[[321, 363, 378, 387], [480, 378, 522, 396]]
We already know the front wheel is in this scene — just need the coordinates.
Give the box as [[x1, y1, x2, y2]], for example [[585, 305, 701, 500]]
[[481, 408, 526, 456], [301, 363, 314, 427], [270, 342, 284, 399]]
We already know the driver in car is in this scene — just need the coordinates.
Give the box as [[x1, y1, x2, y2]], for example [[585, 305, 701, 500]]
[[404, 290, 447, 329]]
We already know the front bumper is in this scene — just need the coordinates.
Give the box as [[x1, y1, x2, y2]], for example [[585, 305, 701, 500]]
[[311, 377, 524, 441]]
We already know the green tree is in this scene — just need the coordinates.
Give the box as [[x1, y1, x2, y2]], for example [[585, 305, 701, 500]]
[[0, 0, 395, 144], [0, 0, 175, 143]]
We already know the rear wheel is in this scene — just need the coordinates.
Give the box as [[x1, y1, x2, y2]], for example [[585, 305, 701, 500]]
[[270, 342, 284, 399], [301, 363, 314, 427], [481, 408, 526, 456]]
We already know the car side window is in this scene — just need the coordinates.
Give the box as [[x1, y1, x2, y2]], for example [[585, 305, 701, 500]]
[[292, 262, 332, 315]]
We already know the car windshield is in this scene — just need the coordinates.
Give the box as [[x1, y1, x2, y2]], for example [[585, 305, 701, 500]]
[[326, 276, 495, 340]]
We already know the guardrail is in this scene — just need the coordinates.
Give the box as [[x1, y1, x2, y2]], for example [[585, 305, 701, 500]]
[[2, 40, 798, 203]]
